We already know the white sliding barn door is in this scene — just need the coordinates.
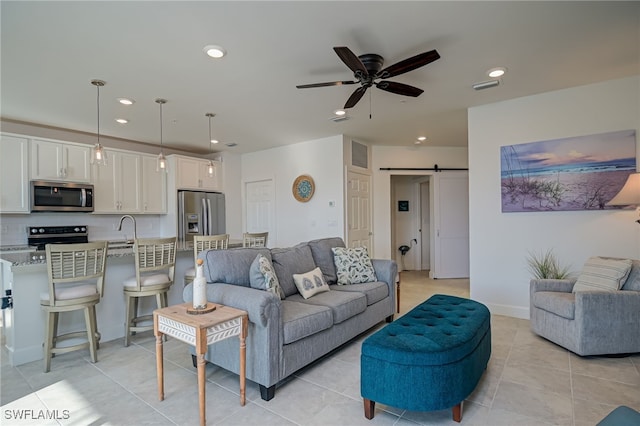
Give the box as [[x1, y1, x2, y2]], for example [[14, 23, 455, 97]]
[[432, 172, 469, 278]]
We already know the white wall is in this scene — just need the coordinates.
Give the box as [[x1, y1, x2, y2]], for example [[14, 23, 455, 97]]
[[220, 151, 243, 239], [372, 145, 469, 259], [468, 76, 640, 319], [241, 135, 345, 247]]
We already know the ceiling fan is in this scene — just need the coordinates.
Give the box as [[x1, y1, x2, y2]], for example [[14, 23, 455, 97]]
[[296, 46, 440, 109]]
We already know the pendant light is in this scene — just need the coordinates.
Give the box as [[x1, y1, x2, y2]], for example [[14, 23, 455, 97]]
[[205, 113, 216, 177], [90, 79, 107, 166], [155, 98, 168, 173]]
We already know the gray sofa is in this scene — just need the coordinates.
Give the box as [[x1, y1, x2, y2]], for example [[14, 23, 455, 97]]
[[183, 237, 397, 400], [530, 259, 640, 356]]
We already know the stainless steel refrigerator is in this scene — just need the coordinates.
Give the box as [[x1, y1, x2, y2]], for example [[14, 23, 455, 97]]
[[178, 190, 226, 243]]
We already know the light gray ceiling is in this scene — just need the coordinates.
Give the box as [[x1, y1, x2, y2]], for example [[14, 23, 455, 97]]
[[1, 1, 638, 155]]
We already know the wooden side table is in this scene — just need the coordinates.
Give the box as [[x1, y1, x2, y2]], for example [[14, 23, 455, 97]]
[[153, 303, 248, 426]]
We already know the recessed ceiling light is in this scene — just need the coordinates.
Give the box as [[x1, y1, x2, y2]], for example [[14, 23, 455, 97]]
[[117, 98, 134, 105], [334, 109, 346, 116], [115, 118, 128, 124], [203, 45, 226, 59], [417, 136, 427, 141], [211, 139, 219, 144], [487, 67, 506, 78], [414, 141, 422, 145], [225, 142, 237, 147]]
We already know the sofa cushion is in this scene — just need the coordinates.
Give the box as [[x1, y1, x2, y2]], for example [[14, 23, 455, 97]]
[[271, 243, 317, 297], [292, 267, 330, 299], [202, 247, 271, 287], [308, 237, 345, 284], [287, 290, 367, 324], [533, 291, 575, 320], [250, 254, 284, 299], [622, 259, 640, 291], [281, 300, 333, 344], [573, 257, 633, 293], [332, 246, 377, 285], [331, 281, 389, 306]]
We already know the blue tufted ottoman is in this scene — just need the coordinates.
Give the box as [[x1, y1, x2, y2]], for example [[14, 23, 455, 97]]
[[361, 294, 491, 422]]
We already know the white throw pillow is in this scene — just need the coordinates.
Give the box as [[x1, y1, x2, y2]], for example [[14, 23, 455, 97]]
[[293, 267, 330, 299], [332, 246, 377, 285], [572, 257, 633, 293]]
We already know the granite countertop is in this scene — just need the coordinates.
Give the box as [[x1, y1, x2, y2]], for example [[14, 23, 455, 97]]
[[0, 239, 244, 268], [0, 241, 192, 268]]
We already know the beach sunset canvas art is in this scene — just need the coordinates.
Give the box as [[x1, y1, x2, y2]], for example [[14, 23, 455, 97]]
[[501, 130, 636, 212]]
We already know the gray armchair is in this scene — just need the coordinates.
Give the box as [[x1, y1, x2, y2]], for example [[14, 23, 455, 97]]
[[529, 259, 640, 356]]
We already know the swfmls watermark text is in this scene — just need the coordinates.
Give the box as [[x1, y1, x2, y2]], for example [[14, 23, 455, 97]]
[[4, 409, 71, 421]]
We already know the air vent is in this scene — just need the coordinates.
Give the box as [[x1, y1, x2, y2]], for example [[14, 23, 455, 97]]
[[329, 115, 350, 123], [351, 140, 368, 169], [472, 80, 500, 90]]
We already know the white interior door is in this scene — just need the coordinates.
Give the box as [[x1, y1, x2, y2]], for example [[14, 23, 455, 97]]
[[346, 170, 372, 251], [245, 179, 275, 246], [432, 172, 469, 278]]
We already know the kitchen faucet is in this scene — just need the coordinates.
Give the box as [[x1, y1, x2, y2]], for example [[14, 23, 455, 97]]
[[117, 215, 137, 243]]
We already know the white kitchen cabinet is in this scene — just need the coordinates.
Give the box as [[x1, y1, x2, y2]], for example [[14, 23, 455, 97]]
[[0, 135, 30, 213], [175, 155, 221, 191], [31, 138, 91, 183], [140, 154, 167, 213], [92, 150, 141, 213]]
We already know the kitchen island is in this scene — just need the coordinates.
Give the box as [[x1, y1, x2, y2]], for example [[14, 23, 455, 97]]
[[0, 241, 240, 367]]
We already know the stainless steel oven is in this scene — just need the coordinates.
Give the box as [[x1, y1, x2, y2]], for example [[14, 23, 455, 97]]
[[31, 181, 94, 212]]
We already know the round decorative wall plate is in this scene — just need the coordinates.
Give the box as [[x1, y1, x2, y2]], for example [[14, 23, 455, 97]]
[[293, 175, 315, 202]]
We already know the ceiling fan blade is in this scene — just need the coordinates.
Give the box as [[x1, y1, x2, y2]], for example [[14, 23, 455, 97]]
[[377, 49, 440, 79], [333, 46, 368, 77], [376, 81, 424, 97], [296, 81, 357, 89], [344, 86, 368, 109]]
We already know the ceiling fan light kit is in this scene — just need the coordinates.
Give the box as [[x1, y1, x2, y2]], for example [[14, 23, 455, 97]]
[[296, 46, 440, 109]]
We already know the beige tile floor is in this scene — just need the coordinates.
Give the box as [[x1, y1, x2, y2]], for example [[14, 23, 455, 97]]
[[1, 270, 639, 425]]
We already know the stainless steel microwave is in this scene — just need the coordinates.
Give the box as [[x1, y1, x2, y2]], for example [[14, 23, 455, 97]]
[[31, 181, 94, 212]]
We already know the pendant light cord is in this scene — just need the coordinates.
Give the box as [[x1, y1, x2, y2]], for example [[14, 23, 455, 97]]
[[159, 101, 163, 153], [208, 115, 212, 156], [96, 83, 100, 144]]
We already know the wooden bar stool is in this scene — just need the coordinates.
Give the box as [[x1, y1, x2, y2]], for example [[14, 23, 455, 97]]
[[41, 241, 108, 372], [242, 232, 268, 247], [123, 237, 177, 346], [183, 234, 229, 286]]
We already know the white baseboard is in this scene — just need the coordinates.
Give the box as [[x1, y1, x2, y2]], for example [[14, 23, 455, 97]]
[[484, 302, 529, 320]]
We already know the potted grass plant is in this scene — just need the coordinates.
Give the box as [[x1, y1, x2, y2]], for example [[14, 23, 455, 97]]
[[526, 249, 572, 279]]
